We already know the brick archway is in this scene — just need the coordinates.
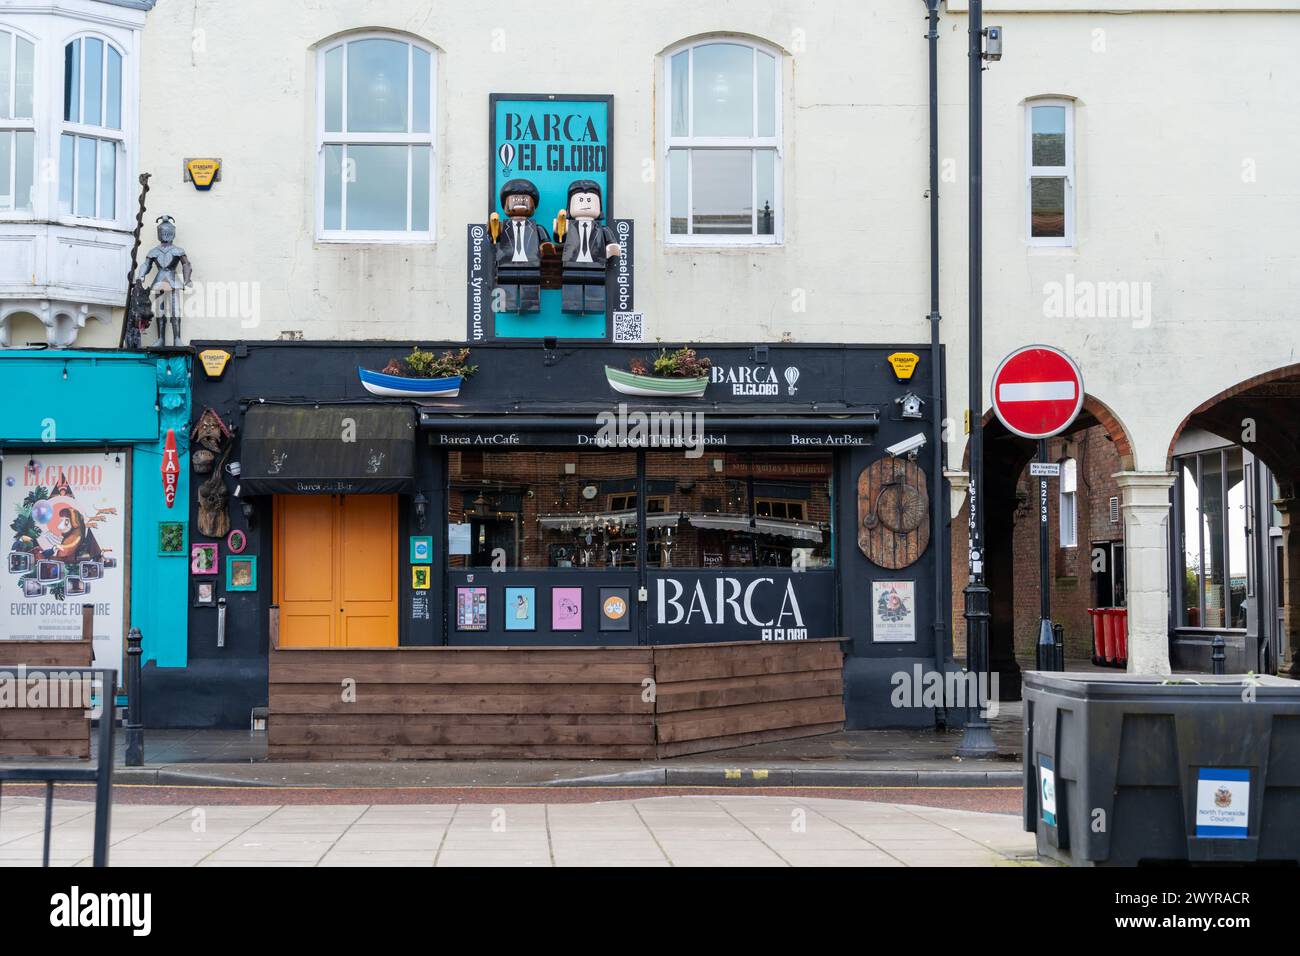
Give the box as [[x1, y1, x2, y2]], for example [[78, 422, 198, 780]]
[[954, 394, 1135, 697], [1166, 363, 1300, 484]]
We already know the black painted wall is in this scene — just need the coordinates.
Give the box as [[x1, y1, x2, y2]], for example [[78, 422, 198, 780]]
[[145, 341, 949, 730]]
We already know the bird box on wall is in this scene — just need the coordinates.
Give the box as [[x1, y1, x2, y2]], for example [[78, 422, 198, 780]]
[[858, 458, 930, 569]]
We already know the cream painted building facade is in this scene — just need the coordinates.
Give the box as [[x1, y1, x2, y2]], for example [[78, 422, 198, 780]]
[[111, 0, 1300, 676]]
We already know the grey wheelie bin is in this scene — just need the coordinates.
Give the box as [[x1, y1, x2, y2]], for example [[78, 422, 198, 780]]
[[1023, 671, 1300, 866]]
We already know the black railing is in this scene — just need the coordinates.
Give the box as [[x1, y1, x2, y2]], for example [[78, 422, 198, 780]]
[[0, 667, 116, 867]]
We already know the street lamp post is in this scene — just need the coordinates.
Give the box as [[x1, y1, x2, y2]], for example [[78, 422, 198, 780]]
[[957, 0, 999, 757]]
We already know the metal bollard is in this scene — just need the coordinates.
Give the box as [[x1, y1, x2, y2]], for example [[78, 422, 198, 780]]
[[1052, 622, 1065, 672], [1036, 619, 1055, 671], [125, 627, 144, 766], [1211, 634, 1227, 676]]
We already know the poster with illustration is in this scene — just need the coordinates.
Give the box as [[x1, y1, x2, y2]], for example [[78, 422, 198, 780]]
[[551, 587, 582, 631], [505, 586, 535, 631], [2, 453, 127, 672], [871, 580, 916, 643], [456, 586, 488, 631]]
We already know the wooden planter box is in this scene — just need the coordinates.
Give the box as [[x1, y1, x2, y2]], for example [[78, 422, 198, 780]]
[[0, 639, 94, 758], [268, 633, 845, 761]]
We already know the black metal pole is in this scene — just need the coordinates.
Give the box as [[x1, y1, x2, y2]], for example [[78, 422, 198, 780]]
[[924, 0, 950, 701], [957, 0, 997, 756], [1036, 439, 1055, 670], [125, 627, 144, 766]]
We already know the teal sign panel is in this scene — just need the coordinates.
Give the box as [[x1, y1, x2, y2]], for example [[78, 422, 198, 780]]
[[490, 94, 612, 340], [0, 352, 159, 442]]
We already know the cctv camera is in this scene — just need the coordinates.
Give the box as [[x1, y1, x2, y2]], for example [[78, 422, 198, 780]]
[[886, 433, 927, 458]]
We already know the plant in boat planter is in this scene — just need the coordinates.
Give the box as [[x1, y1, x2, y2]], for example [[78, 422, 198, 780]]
[[607, 347, 712, 398], [361, 347, 477, 398], [386, 347, 479, 379]]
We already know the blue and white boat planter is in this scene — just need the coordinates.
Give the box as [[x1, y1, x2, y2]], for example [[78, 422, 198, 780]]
[[358, 367, 462, 398], [604, 366, 708, 399]]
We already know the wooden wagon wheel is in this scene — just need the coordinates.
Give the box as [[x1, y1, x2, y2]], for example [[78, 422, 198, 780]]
[[857, 459, 930, 569]]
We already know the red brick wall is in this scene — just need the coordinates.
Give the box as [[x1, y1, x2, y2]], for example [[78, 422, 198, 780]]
[[951, 424, 1125, 661]]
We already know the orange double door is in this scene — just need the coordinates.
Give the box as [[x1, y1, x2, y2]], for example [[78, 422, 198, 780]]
[[273, 494, 399, 647]]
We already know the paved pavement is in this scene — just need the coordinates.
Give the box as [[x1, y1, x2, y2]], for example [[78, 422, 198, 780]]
[[0, 793, 1041, 867], [93, 700, 1028, 789]]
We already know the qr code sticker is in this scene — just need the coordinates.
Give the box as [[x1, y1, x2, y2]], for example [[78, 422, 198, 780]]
[[612, 312, 644, 343]]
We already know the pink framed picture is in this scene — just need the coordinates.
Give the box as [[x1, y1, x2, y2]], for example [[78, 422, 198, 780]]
[[191, 542, 218, 575], [551, 587, 582, 631]]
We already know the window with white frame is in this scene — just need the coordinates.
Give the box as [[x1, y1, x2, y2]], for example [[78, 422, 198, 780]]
[[0, 27, 36, 213], [1026, 98, 1073, 245], [1059, 458, 1078, 548], [59, 35, 123, 221], [664, 39, 781, 243], [317, 34, 435, 240]]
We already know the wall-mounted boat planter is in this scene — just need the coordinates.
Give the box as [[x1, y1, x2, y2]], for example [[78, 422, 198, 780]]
[[358, 367, 462, 398], [604, 366, 708, 398]]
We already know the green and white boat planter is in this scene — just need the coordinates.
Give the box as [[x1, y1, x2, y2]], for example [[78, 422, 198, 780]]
[[604, 366, 709, 398]]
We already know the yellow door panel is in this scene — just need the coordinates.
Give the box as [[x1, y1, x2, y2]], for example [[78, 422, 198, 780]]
[[274, 495, 336, 648], [339, 495, 398, 647], [275, 494, 398, 649]]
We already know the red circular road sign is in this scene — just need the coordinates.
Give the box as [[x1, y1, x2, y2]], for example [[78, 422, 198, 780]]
[[990, 345, 1085, 440]]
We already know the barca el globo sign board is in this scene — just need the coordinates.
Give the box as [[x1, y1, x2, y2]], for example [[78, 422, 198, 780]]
[[990, 345, 1085, 440]]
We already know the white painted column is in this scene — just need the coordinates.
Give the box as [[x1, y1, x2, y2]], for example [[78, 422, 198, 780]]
[[1114, 472, 1177, 675]]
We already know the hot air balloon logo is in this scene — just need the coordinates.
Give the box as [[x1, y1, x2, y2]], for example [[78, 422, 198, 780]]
[[784, 366, 800, 396], [498, 143, 516, 172]]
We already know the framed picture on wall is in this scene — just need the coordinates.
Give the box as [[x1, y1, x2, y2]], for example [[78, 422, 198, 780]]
[[599, 587, 631, 632], [551, 587, 582, 631], [871, 580, 916, 643], [505, 586, 536, 631], [192, 579, 217, 607], [191, 542, 218, 575], [456, 586, 488, 631], [412, 566, 431, 590], [158, 522, 186, 556], [226, 529, 247, 554], [226, 555, 257, 592]]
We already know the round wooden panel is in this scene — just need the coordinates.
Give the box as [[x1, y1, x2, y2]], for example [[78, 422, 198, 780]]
[[857, 458, 930, 569]]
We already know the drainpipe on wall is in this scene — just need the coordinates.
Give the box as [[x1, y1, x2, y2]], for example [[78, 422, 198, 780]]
[[924, 0, 952, 726]]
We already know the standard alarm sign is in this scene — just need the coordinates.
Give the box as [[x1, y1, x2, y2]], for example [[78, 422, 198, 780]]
[[991, 346, 1084, 440]]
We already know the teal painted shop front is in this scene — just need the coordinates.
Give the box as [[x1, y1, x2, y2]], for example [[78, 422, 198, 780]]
[[0, 350, 190, 683]]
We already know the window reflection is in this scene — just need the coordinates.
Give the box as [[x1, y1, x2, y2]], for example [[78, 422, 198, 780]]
[[446, 450, 834, 570]]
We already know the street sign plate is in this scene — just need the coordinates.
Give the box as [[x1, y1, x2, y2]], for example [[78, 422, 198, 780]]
[[1030, 462, 1061, 477], [991, 345, 1085, 440]]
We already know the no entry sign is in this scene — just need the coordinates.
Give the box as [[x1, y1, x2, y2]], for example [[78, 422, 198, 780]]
[[991, 346, 1084, 440]]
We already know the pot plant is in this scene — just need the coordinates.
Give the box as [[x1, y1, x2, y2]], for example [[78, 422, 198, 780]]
[[359, 347, 478, 398], [605, 346, 712, 398]]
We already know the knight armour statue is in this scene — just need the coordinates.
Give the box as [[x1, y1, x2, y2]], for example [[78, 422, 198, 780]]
[[136, 215, 193, 347]]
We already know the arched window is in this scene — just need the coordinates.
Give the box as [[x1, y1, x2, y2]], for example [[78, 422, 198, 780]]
[[663, 38, 782, 244], [59, 34, 124, 221], [0, 27, 36, 213], [317, 33, 435, 240], [1026, 98, 1074, 246]]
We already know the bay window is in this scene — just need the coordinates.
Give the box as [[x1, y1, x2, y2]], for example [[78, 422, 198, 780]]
[[60, 35, 123, 221], [0, 27, 36, 213]]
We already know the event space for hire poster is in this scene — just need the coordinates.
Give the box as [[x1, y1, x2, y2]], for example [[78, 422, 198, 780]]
[[2, 452, 127, 671]]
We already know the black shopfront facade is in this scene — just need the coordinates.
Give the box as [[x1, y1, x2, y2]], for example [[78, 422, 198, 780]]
[[152, 340, 950, 730]]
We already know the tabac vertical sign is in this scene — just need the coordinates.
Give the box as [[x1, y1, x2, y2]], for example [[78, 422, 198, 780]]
[[161, 429, 179, 508]]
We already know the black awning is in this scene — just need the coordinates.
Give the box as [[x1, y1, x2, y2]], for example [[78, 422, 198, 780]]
[[241, 404, 416, 495]]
